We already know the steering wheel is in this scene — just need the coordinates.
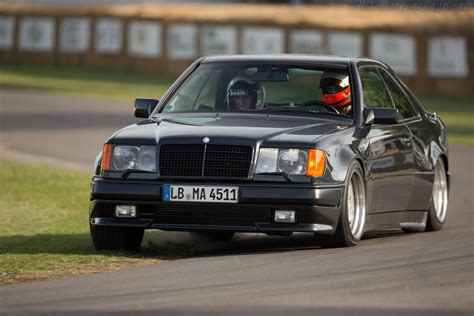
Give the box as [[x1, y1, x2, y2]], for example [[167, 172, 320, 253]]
[[301, 100, 340, 114]]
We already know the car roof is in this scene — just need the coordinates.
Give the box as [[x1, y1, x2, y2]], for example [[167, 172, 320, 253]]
[[200, 54, 381, 66]]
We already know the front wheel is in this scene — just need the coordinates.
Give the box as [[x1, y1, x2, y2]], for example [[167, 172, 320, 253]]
[[317, 161, 366, 248], [426, 159, 449, 231], [90, 225, 144, 251]]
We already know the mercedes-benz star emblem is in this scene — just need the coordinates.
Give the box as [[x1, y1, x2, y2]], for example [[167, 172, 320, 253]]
[[203, 137, 210, 144]]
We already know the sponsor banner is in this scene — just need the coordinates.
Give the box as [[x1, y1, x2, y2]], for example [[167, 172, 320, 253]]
[[128, 20, 161, 58], [328, 31, 362, 57], [202, 25, 237, 55], [95, 18, 123, 54], [60, 18, 90, 53], [19, 17, 55, 52], [428, 36, 468, 77], [370, 33, 416, 75], [242, 27, 284, 54], [0, 16, 14, 49], [167, 23, 198, 60], [290, 30, 324, 54]]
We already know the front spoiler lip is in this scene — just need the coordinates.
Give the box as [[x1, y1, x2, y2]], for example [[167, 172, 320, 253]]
[[90, 217, 334, 234]]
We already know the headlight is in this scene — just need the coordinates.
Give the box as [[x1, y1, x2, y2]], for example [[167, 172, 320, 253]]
[[106, 145, 156, 172], [137, 147, 157, 171], [278, 149, 308, 175], [255, 148, 326, 177], [255, 148, 278, 173], [113, 146, 139, 170]]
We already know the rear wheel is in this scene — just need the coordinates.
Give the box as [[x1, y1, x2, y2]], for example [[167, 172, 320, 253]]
[[90, 225, 144, 251], [317, 161, 366, 248], [426, 159, 449, 231]]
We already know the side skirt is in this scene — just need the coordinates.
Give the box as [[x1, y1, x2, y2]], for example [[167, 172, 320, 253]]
[[365, 210, 427, 233]]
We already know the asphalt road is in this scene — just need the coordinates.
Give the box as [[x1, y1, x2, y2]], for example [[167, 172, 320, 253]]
[[1, 88, 473, 315]]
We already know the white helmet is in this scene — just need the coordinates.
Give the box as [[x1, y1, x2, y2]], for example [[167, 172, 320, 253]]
[[226, 75, 265, 109]]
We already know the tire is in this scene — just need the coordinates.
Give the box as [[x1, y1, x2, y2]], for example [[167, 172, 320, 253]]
[[425, 159, 449, 231], [192, 231, 235, 243], [317, 161, 367, 248], [90, 225, 144, 251]]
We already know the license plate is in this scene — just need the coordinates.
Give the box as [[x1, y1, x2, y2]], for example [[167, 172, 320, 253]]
[[163, 185, 239, 203]]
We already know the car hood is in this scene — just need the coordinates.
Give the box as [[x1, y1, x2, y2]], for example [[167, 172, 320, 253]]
[[111, 113, 351, 147]]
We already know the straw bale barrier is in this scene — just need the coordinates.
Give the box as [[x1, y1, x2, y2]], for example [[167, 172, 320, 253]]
[[0, 4, 473, 96]]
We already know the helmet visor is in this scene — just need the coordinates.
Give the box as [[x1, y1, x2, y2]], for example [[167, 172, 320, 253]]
[[228, 88, 251, 97], [320, 78, 347, 94]]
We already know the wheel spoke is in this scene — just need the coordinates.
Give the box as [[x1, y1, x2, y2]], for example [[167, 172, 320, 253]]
[[347, 181, 355, 227]]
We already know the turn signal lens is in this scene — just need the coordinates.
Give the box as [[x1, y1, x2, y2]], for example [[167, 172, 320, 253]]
[[101, 144, 113, 172], [306, 149, 326, 177]]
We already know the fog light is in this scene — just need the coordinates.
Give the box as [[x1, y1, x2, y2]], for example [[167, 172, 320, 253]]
[[115, 205, 136, 218], [274, 210, 296, 223]]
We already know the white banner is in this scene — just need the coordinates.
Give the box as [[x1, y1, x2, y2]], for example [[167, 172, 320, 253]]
[[370, 33, 416, 76], [202, 25, 237, 56], [19, 17, 55, 52], [167, 23, 197, 60], [60, 18, 90, 53], [290, 30, 324, 54], [95, 18, 123, 54], [242, 27, 284, 54], [428, 36, 468, 77], [0, 16, 14, 49], [328, 31, 362, 57], [128, 21, 161, 58]]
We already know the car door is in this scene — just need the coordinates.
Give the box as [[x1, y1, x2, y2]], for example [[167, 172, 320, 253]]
[[358, 66, 415, 214], [378, 68, 432, 211]]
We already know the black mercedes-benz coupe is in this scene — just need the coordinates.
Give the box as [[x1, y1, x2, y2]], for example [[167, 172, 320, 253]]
[[89, 55, 449, 250]]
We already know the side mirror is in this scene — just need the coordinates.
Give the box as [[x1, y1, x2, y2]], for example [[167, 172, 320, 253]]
[[364, 107, 398, 125], [134, 98, 159, 118]]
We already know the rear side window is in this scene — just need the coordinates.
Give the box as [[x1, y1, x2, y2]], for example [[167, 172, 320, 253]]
[[358, 67, 392, 109], [379, 69, 416, 120]]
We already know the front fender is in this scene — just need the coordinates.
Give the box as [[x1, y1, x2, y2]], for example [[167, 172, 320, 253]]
[[311, 127, 367, 184], [93, 151, 102, 176]]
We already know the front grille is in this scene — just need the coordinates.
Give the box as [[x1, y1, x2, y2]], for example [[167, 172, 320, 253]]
[[159, 144, 204, 177], [159, 144, 252, 178]]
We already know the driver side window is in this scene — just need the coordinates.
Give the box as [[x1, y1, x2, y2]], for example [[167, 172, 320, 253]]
[[378, 69, 416, 120], [358, 67, 393, 109]]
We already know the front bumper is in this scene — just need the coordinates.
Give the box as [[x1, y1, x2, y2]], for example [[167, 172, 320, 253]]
[[89, 179, 344, 235]]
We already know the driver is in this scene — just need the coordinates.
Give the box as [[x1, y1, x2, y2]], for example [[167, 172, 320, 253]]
[[226, 76, 263, 111], [319, 71, 352, 115]]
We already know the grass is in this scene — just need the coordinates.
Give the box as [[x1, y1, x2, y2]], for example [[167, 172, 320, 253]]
[[417, 95, 474, 145], [0, 159, 164, 285], [0, 63, 176, 102], [0, 62, 472, 145], [0, 159, 240, 285]]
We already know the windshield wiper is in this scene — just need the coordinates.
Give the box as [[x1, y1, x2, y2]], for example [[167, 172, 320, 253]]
[[256, 106, 351, 118]]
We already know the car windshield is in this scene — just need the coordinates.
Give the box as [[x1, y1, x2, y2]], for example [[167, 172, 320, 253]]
[[159, 62, 352, 118]]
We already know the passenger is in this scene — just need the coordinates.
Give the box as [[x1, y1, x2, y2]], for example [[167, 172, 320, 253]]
[[319, 71, 352, 115], [226, 76, 264, 111]]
